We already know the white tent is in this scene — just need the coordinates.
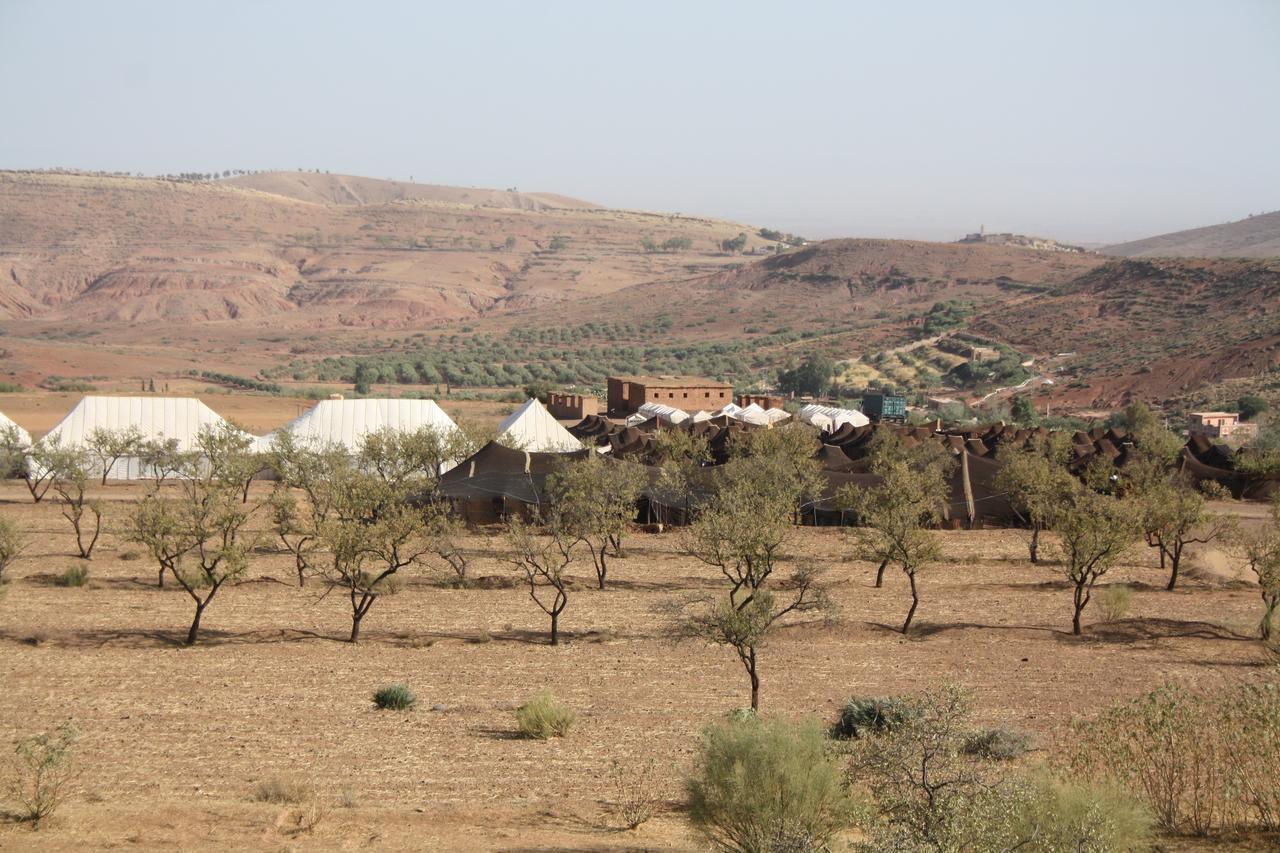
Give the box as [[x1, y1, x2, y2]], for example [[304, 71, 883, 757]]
[[40, 396, 236, 480], [0, 409, 31, 448], [637, 402, 690, 425], [713, 402, 791, 426], [799, 403, 869, 430], [498, 398, 584, 452], [258, 398, 460, 454]]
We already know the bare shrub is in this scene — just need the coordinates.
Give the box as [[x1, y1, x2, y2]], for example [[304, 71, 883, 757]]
[[607, 757, 662, 830], [5, 722, 79, 829], [252, 775, 314, 805]]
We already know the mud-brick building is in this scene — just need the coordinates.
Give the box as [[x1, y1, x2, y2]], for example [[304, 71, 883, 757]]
[[545, 392, 598, 420], [607, 375, 734, 415]]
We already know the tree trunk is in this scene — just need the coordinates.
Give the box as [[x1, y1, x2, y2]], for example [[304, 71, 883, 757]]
[[349, 611, 363, 643], [549, 611, 559, 646], [1261, 594, 1277, 641], [186, 600, 206, 646], [1166, 544, 1182, 591], [902, 570, 919, 634], [1072, 583, 1087, 636], [158, 564, 166, 588], [596, 543, 607, 590], [875, 558, 888, 588], [1158, 546, 1166, 570], [1029, 524, 1040, 563], [748, 646, 760, 712]]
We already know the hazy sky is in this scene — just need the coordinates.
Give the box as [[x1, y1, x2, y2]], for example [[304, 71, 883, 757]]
[[2, 0, 1277, 243]]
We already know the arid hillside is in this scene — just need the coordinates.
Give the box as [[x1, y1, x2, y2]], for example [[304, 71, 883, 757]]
[[3, 172, 1278, 412], [0, 170, 768, 328], [1102, 209, 1280, 258], [225, 171, 598, 210], [973, 257, 1280, 407]]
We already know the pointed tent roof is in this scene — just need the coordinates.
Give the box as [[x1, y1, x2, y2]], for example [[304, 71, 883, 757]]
[[498, 398, 584, 452], [259, 398, 459, 452], [0, 409, 31, 448], [40, 396, 238, 479]]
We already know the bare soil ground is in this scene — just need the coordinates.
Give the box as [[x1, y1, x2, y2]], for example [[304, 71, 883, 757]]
[[0, 482, 1274, 850]]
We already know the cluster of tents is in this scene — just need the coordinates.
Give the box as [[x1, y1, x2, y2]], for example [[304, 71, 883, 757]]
[[0, 395, 583, 481], [4, 395, 1275, 525]]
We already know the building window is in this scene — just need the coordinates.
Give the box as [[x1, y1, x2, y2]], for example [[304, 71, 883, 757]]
[[669, 392, 674, 398], [719, 392, 725, 398], [683, 392, 687, 398]]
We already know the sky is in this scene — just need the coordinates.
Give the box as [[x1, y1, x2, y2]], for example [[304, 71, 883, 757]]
[[2, 0, 1278, 244]]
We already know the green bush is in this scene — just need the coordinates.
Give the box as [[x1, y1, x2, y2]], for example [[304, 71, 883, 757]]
[[1069, 682, 1280, 835], [831, 697, 918, 740], [1002, 773, 1152, 853], [687, 715, 855, 852], [515, 689, 575, 739], [9, 722, 79, 829], [1097, 584, 1132, 622], [962, 726, 1033, 761], [372, 683, 417, 711], [58, 564, 90, 587]]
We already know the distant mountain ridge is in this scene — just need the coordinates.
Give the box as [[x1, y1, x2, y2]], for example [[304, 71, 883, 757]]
[[225, 171, 599, 211], [1102, 210, 1280, 258]]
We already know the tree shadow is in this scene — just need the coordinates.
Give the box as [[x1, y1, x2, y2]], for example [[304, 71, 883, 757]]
[[1081, 618, 1256, 644]]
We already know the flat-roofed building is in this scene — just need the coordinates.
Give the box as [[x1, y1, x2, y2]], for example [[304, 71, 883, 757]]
[[607, 375, 733, 415], [1187, 411, 1257, 440]]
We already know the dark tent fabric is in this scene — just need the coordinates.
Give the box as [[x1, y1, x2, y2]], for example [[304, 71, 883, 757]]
[[814, 443, 865, 473], [437, 441, 590, 522], [569, 415, 619, 445], [1177, 447, 1280, 501]]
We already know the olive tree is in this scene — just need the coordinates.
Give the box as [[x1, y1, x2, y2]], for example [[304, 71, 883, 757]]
[[266, 431, 352, 586], [49, 447, 104, 559], [1235, 498, 1280, 641], [0, 516, 26, 582], [1132, 474, 1235, 591], [125, 425, 261, 642], [1052, 491, 1140, 636], [316, 469, 433, 643], [548, 454, 644, 589], [85, 425, 144, 484], [995, 434, 1078, 562], [681, 455, 830, 711], [505, 514, 576, 645], [839, 435, 952, 633], [358, 424, 473, 489], [139, 436, 193, 484], [0, 423, 30, 481]]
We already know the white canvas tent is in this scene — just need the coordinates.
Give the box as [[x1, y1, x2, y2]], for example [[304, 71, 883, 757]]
[[799, 403, 869, 431], [0, 409, 31, 448], [258, 398, 460, 455], [637, 402, 690, 425], [498, 398, 584, 452], [39, 396, 236, 480]]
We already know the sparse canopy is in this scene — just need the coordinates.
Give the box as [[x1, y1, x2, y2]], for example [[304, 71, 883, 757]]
[[1051, 491, 1140, 635], [681, 452, 830, 710], [995, 433, 1079, 563], [548, 453, 645, 589], [839, 433, 953, 633]]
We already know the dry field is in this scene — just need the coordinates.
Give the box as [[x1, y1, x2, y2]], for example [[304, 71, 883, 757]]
[[0, 481, 1274, 851]]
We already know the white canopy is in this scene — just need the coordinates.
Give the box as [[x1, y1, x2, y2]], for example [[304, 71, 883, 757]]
[[0, 409, 31, 448], [40, 396, 237, 480], [714, 402, 791, 426], [799, 403, 869, 430], [259, 398, 460, 454], [637, 402, 690, 425], [498, 398, 584, 452]]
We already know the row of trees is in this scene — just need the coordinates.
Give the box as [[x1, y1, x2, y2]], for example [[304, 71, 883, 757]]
[[4, 412, 1276, 710]]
